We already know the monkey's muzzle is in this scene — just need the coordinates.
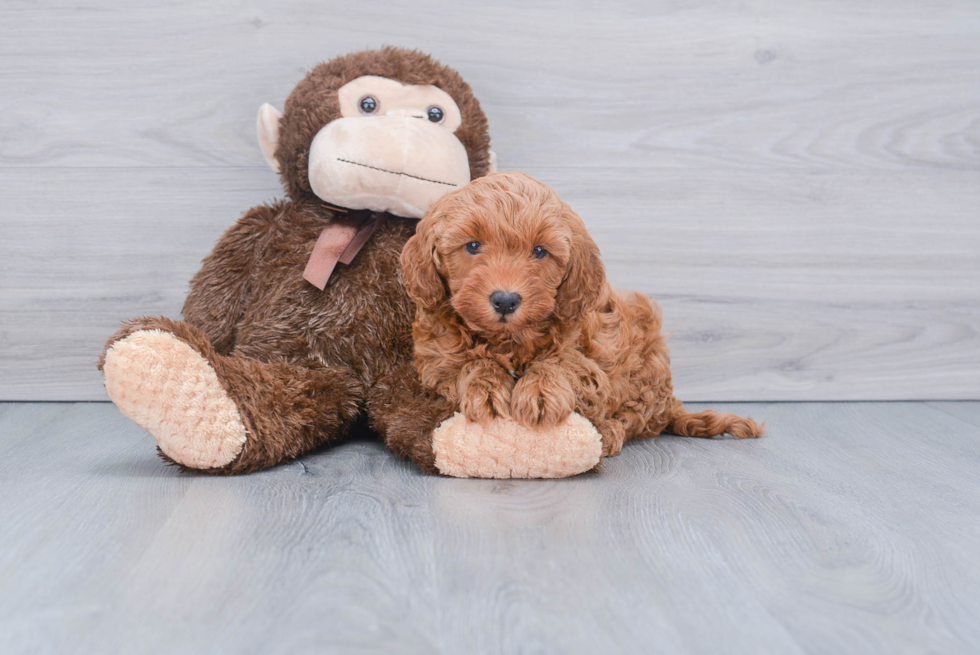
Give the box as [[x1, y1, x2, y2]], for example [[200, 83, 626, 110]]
[[308, 116, 471, 219]]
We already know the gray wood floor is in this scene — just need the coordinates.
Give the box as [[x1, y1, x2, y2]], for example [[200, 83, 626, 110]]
[[2, 1, 979, 402], [2, 401, 979, 654]]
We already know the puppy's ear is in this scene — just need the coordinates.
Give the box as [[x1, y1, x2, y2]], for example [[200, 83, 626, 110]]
[[555, 215, 606, 321], [401, 215, 446, 310]]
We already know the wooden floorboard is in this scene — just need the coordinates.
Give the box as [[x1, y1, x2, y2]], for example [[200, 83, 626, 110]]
[[2, 401, 979, 654], [1, 1, 979, 401], [3, 1, 979, 172], [928, 401, 980, 429], [1, 166, 977, 401]]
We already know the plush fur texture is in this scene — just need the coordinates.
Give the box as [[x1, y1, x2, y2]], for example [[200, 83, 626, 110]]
[[99, 48, 493, 475], [402, 172, 764, 457], [103, 329, 248, 468], [432, 412, 602, 478], [276, 47, 492, 201]]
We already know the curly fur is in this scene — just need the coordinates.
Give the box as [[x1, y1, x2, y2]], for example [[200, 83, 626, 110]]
[[401, 172, 764, 457]]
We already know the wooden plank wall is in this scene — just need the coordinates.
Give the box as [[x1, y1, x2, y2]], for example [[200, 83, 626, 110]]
[[1, 0, 978, 401]]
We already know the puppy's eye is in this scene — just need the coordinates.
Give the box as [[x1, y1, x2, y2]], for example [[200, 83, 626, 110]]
[[359, 96, 378, 114], [427, 106, 445, 123], [532, 246, 549, 259], [464, 241, 482, 255]]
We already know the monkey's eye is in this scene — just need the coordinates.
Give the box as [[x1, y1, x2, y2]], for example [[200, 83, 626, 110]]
[[464, 241, 482, 255], [532, 246, 549, 259], [359, 96, 378, 114], [427, 106, 445, 123]]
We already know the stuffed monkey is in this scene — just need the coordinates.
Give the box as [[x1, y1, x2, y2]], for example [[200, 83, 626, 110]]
[[99, 48, 603, 478]]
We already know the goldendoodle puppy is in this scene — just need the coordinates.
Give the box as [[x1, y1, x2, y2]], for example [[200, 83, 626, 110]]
[[401, 171, 763, 457]]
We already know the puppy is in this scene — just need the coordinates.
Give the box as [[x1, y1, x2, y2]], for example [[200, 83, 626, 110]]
[[401, 172, 762, 457]]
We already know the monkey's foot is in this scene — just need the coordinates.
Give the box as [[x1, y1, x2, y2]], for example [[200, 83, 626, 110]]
[[431, 412, 602, 479], [102, 329, 247, 469]]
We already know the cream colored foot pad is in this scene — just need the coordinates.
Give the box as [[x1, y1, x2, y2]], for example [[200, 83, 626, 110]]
[[102, 330, 247, 469], [432, 412, 602, 479]]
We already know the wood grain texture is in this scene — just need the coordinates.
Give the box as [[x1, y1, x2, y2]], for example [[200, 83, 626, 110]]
[[1, 0, 979, 400], [1, 401, 980, 654]]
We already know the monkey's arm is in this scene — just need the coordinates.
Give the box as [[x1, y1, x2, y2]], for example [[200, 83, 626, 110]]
[[182, 202, 280, 354]]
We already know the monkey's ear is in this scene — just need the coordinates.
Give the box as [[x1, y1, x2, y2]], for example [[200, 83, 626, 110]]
[[256, 103, 282, 173], [400, 218, 446, 311], [487, 151, 498, 174]]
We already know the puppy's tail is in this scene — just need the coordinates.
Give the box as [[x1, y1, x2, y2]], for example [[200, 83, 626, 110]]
[[665, 398, 764, 439]]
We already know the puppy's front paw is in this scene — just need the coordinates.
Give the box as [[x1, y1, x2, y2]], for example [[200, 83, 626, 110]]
[[511, 368, 576, 428], [596, 419, 626, 457], [458, 377, 512, 424]]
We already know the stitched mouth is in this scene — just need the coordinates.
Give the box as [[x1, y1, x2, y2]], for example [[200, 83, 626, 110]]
[[336, 158, 458, 187]]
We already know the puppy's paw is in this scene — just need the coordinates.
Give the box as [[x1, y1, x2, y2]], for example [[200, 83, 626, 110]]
[[458, 377, 512, 424], [596, 419, 627, 457], [454, 359, 515, 424], [511, 368, 576, 428]]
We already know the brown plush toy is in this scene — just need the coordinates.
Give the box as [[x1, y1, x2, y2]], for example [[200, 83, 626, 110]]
[[99, 48, 604, 478]]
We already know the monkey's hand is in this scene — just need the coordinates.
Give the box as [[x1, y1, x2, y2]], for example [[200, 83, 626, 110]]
[[454, 359, 515, 424]]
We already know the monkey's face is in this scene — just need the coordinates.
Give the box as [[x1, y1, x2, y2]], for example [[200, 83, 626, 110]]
[[257, 60, 492, 220], [307, 76, 471, 218]]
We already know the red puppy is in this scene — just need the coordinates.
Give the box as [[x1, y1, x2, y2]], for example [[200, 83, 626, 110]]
[[402, 172, 763, 457]]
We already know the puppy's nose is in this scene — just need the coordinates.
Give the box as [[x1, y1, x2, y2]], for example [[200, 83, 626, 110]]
[[490, 291, 521, 316]]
